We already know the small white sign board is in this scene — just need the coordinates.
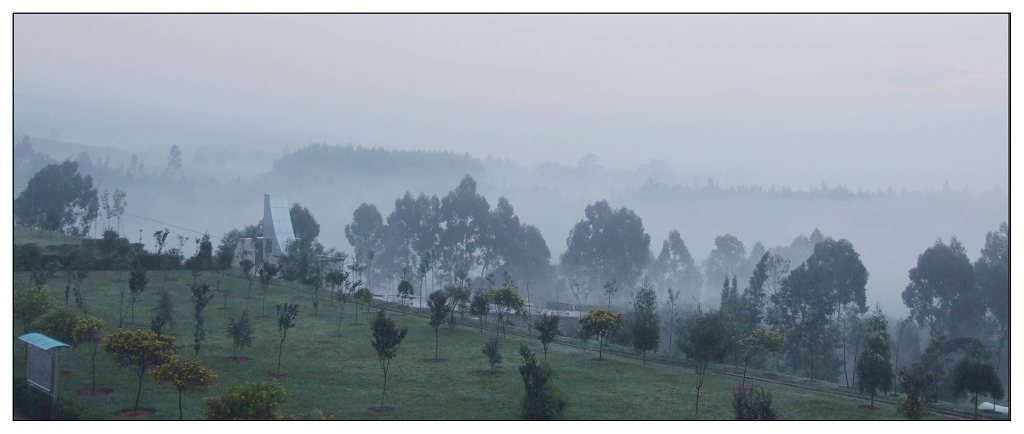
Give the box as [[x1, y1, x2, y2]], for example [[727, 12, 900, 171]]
[[18, 333, 70, 398], [27, 345, 55, 394]]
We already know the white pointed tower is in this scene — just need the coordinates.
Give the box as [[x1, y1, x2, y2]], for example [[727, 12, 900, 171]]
[[263, 193, 296, 259]]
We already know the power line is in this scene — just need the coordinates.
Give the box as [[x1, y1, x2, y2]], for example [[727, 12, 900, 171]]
[[122, 212, 224, 241]]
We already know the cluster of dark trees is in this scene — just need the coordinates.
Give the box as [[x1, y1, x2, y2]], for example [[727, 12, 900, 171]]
[[619, 224, 1006, 419], [332, 175, 1006, 405], [334, 174, 834, 314], [15, 229, 233, 276], [14, 160, 99, 236], [597, 235, 870, 383], [899, 224, 1009, 403], [341, 176, 553, 294]]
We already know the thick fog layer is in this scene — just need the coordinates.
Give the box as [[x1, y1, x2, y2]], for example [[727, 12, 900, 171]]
[[13, 14, 1008, 317], [15, 14, 1007, 190]]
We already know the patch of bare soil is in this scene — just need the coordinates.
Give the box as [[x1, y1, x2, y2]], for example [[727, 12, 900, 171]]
[[367, 406, 393, 414], [77, 388, 113, 397], [218, 355, 251, 362], [266, 372, 288, 380], [118, 408, 156, 418]]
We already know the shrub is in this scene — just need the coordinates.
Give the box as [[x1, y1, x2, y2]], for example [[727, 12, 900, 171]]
[[731, 386, 778, 420], [518, 344, 568, 420], [13, 379, 110, 420], [227, 310, 255, 358], [30, 306, 80, 343], [533, 314, 560, 360], [204, 381, 286, 420], [896, 366, 937, 420], [15, 286, 55, 329], [482, 336, 503, 373], [14, 242, 43, 272]]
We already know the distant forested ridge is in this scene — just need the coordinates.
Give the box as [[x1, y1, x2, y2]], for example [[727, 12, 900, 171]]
[[271, 143, 485, 179]]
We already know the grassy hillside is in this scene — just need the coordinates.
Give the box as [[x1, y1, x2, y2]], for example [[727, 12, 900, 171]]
[[13, 226, 82, 247], [13, 268, 950, 421]]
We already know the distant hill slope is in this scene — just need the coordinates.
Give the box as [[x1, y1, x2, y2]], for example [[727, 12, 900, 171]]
[[271, 143, 485, 179], [14, 225, 82, 247]]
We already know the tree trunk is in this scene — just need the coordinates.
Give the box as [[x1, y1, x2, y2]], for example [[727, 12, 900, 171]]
[[842, 320, 849, 388], [342, 309, 350, 339], [277, 338, 284, 375], [893, 325, 904, 392], [178, 390, 183, 420], [694, 386, 701, 419], [380, 362, 389, 409], [91, 343, 98, 392], [667, 318, 673, 358], [694, 361, 710, 419], [434, 329, 439, 361], [851, 337, 861, 387], [870, 392, 875, 409], [118, 290, 125, 328], [134, 365, 145, 410], [974, 392, 979, 420], [742, 354, 750, 388]]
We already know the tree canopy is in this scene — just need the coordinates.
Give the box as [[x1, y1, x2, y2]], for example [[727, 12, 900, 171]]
[[289, 203, 320, 241], [560, 200, 651, 296], [650, 229, 703, 297], [768, 238, 867, 380], [15, 161, 99, 235], [701, 234, 746, 293], [974, 222, 1008, 330], [902, 237, 984, 338]]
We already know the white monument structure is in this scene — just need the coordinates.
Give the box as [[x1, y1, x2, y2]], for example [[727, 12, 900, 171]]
[[231, 194, 296, 269], [262, 193, 296, 262]]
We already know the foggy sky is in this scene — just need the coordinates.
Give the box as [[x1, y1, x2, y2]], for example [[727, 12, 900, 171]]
[[14, 14, 1008, 190]]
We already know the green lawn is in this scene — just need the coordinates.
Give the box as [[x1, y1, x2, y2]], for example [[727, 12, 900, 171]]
[[13, 267, 942, 420]]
